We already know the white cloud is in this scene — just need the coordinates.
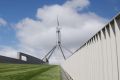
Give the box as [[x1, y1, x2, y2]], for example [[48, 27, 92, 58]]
[[64, 0, 90, 9], [15, 4, 107, 62], [0, 46, 18, 59], [0, 0, 107, 63], [0, 18, 7, 26]]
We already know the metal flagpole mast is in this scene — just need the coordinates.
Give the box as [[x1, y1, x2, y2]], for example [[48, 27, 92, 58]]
[[56, 17, 66, 60], [42, 17, 73, 63], [56, 17, 61, 46]]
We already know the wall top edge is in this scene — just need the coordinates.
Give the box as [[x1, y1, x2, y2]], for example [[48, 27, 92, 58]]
[[73, 12, 120, 55]]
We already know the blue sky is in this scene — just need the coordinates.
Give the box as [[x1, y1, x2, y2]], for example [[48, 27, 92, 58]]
[[0, 0, 119, 23], [0, 0, 66, 22], [88, 0, 120, 18], [0, 0, 66, 48], [0, 0, 119, 58]]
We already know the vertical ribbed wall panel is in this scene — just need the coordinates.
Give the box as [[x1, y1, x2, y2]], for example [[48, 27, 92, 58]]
[[91, 39, 94, 80], [105, 26, 112, 80], [62, 13, 120, 80], [109, 22, 118, 80], [98, 32, 104, 80], [114, 18, 120, 80], [95, 35, 100, 80], [101, 29, 108, 80]]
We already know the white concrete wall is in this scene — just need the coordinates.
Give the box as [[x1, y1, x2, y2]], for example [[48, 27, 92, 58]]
[[62, 13, 120, 80]]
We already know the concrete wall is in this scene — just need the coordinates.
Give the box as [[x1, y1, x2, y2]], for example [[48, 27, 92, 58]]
[[0, 55, 27, 64], [62, 13, 120, 80], [18, 52, 45, 64], [0, 52, 45, 64]]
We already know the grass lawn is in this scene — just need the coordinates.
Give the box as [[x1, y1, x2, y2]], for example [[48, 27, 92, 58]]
[[0, 63, 61, 80]]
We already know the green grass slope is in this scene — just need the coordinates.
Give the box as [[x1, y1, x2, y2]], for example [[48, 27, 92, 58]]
[[0, 63, 61, 80]]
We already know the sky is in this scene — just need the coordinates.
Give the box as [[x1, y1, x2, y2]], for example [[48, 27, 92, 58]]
[[0, 0, 119, 63]]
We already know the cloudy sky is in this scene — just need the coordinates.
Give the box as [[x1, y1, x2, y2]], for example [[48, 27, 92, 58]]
[[0, 0, 119, 62]]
